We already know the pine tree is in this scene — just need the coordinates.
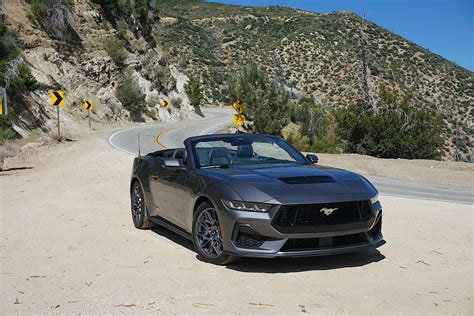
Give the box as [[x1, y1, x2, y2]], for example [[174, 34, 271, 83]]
[[228, 63, 291, 135]]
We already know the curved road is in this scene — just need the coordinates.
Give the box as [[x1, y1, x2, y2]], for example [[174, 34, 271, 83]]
[[109, 108, 473, 204]]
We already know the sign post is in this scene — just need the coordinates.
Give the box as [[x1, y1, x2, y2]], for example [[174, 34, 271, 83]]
[[84, 100, 93, 129], [51, 90, 64, 139], [0, 86, 6, 116]]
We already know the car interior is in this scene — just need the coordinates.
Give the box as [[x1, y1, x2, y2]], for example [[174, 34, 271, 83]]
[[151, 145, 261, 168]]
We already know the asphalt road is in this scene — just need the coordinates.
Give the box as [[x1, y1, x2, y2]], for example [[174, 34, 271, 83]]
[[109, 108, 473, 204]]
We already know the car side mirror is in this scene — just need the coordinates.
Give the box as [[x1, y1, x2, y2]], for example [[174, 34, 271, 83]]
[[163, 158, 181, 168], [306, 153, 319, 164]]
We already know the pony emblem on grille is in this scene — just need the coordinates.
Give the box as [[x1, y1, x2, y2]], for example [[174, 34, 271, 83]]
[[320, 207, 338, 216]]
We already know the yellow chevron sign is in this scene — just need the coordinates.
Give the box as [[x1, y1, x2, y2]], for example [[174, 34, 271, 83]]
[[84, 100, 93, 111], [51, 91, 64, 107], [161, 100, 169, 108], [232, 100, 243, 114], [234, 114, 244, 125]]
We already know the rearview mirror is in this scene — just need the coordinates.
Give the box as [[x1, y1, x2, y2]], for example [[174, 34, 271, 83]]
[[163, 158, 181, 167], [306, 153, 319, 164]]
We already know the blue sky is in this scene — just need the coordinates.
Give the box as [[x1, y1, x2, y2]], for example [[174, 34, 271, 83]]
[[215, 0, 474, 71]]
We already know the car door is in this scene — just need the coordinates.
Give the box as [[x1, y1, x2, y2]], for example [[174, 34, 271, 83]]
[[149, 151, 188, 227]]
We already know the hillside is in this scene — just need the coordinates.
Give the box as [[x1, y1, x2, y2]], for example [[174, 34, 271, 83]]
[[1, 0, 472, 161], [1, 0, 199, 141], [154, 2, 473, 161]]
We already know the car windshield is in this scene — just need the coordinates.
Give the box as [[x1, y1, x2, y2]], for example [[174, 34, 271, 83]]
[[192, 135, 307, 168]]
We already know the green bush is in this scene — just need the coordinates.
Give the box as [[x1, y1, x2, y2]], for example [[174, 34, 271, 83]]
[[29, 0, 49, 17], [103, 37, 127, 70], [335, 88, 445, 159], [227, 63, 291, 135], [185, 76, 204, 116], [1, 22, 39, 108], [116, 72, 146, 121], [285, 131, 311, 152], [295, 97, 338, 153], [0, 127, 17, 141], [171, 97, 182, 109]]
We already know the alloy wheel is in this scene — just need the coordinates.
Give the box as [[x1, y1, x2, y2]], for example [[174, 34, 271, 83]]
[[195, 208, 223, 258], [131, 184, 143, 223]]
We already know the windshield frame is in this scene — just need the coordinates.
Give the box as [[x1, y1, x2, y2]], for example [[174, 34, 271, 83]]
[[187, 134, 309, 169]]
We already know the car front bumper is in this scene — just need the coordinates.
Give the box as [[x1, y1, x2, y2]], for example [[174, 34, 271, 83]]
[[217, 200, 385, 258]]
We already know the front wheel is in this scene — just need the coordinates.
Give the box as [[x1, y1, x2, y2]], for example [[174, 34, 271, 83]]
[[192, 201, 235, 265]]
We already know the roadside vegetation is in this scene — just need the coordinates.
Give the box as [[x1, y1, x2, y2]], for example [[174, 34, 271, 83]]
[[228, 64, 291, 135], [228, 64, 445, 160], [116, 71, 146, 122], [103, 37, 127, 70], [0, 21, 39, 141], [185, 75, 204, 116]]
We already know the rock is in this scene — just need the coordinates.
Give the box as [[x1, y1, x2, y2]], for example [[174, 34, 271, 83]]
[[106, 100, 123, 114], [169, 65, 189, 94]]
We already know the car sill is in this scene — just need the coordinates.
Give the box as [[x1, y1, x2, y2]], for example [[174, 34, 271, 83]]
[[149, 216, 193, 241]]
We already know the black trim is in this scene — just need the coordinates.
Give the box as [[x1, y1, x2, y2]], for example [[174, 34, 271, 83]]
[[149, 216, 192, 241]]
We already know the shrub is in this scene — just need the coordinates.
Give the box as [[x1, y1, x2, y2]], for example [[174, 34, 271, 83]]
[[171, 97, 182, 109], [29, 0, 49, 17], [295, 97, 338, 153], [185, 75, 204, 116], [103, 37, 127, 70], [116, 72, 146, 121], [335, 88, 445, 159], [227, 63, 291, 135], [0, 127, 17, 141], [285, 131, 311, 152]]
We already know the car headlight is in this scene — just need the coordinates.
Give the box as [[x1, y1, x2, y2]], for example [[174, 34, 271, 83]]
[[222, 199, 272, 212], [370, 194, 379, 205]]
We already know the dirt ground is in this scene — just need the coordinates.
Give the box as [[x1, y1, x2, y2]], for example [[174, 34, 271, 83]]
[[1, 131, 473, 315], [317, 153, 474, 189]]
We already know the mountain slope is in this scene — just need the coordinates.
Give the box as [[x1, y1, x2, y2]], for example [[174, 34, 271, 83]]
[[154, 2, 473, 160], [2, 0, 198, 140], [2, 0, 472, 161]]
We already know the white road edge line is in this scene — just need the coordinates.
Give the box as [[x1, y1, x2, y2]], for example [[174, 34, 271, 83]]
[[108, 126, 145, 156], [199, 119, 233, 135]]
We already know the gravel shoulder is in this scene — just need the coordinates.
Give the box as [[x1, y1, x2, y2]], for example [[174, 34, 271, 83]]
[[1, 131, 473, 314], [316, 153, 474, 189]]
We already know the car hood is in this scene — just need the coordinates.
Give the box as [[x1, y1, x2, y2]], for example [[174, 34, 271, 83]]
[[199, 164, 373, 204]]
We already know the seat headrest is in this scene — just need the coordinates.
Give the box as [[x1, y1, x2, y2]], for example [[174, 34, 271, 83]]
[[237, 144, 253, 158], [209, 147, 231, 166], [209, 147, 230, 159]]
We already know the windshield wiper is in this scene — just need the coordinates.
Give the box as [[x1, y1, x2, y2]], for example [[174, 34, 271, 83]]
[[201, 164, 233, 169]]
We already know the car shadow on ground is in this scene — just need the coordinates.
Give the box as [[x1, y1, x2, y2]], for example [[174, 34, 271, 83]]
[[151, 227, 386, 272], [151, 227, 195, 252], [227, 249, 386, 273]]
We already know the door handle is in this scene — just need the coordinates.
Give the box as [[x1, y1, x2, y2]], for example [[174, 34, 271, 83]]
[[151, 173, 160, 180]]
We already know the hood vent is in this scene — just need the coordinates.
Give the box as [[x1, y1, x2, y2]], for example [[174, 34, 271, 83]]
[[279, 176, 334, 184]]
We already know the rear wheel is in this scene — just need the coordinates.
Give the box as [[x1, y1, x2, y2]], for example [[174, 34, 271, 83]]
[[192, 201, 235, 265], [131, 181, 157, 229]]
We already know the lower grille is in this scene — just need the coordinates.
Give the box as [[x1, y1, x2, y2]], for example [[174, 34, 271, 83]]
[[281, 233, 367, 252], [273, 201, 373, 233], [235, 233, 266, 249]]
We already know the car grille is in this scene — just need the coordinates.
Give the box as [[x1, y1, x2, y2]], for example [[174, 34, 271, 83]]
[[272, 201, 373, 233], [281, 233, 367, 252], [235, 233, 266, 249]]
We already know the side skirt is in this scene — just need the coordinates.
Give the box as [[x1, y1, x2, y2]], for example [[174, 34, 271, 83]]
[[149, 216, 193, 241]]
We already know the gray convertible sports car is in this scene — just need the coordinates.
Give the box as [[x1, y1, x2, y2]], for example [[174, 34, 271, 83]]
[[130, 133, 385, 264]]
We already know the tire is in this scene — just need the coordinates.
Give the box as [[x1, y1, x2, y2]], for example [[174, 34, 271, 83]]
[[131, 181, 158, 229], [192, 201, 236, 265]]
